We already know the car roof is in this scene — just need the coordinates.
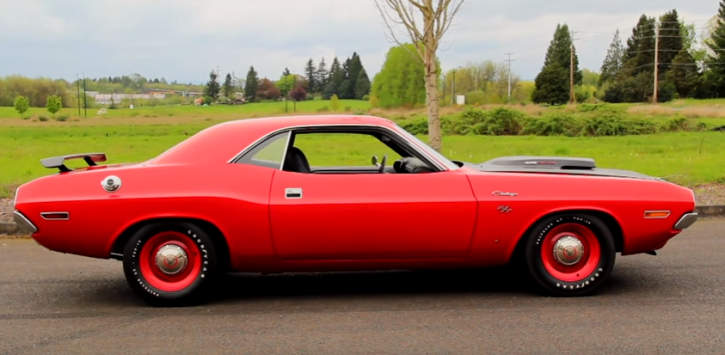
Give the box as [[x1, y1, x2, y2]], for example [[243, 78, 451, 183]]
[[149, 115, 398, 165]]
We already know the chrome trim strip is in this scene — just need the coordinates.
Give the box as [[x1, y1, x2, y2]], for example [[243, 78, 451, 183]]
[[226, 123, 449, 172], [644, 210, 671, 219], [40, 211, 70, 221], [13, 211, 38, 234], [674, 212, 698, 230], [12, 187, 19, 208], [278, 131, 293, 171]]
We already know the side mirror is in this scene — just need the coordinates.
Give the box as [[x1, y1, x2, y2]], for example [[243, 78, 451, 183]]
[[372, 155, 379, 166]]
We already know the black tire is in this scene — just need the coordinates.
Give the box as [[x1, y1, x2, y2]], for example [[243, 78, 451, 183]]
[[122, 221, 218, 307], [523, 213, 616, 296]]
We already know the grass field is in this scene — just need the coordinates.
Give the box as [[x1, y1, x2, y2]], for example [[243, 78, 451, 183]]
[[0, 99, 372, 121], [1, 98, 724, 198], [1, 122, 723, 197]]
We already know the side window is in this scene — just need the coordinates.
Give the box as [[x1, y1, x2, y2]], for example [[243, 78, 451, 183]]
[[238, 131, 290, 169], [293, 132, 402, 166]]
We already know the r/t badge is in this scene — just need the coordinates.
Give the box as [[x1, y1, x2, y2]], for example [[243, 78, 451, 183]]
[[497, 205, 512, 213]]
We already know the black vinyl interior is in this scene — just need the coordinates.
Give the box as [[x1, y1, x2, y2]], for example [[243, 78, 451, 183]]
[[283, 147, 311, 173]]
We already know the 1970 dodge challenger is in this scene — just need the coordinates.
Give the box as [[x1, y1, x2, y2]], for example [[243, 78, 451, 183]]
[[12, 115, 698, 306]]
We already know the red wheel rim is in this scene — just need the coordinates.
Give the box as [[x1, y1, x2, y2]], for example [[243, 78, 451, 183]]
[[540, 223, 601, 283], [138, 231, 202, 292]]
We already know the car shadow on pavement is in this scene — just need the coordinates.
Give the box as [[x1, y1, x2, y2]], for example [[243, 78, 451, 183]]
[[40, 261, 656, 309], [207, 267, 549, 303]]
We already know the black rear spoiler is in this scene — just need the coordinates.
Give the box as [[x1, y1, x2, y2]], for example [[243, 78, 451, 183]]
[[40, 153, 107, 172]]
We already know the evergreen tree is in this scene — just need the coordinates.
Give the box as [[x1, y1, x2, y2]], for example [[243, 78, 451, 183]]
[[657, 10, 684, 80], [531, 63, 569, 105], [304, 58, 317, 95], [705, 0, 725, 96], [622, 15, 656, 78], [599, 29, 625, 86], [325, 57, 344, 99], [222, 73, 234, 99], [204, 70, 221, 100], [532, 23, 581, 104], [347, 53, 363, 99], [244, 66, 260, 103], [283, 67, 291, 76], [355, 68, 371, 99], [315, 57, 328, 94], [666, 48, 700, 98], [340, 58, 352, 99], [542, 24, 582, 85]]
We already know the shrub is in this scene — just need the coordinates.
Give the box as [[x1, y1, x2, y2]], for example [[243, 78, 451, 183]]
[[38, 116, 49, 122], [46, 95, 62, 117], [55, 115, 69, 122], [14, 96, 29, 119], [661, 116, 690, 132], [362, 95, 370, 101], [522, 113, 581, 137], [330, 94, 340, 111]]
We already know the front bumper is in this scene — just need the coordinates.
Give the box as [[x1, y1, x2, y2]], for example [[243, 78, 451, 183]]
[[674, 212, 698, 230], [13, 210, 38, 234]]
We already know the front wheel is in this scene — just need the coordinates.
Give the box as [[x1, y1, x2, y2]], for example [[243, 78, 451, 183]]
[[524, 213, 616, 296], [122, 221, 218, 307]]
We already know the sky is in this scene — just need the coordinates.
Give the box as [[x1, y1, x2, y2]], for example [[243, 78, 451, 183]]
[[0, 0, 719, 84]]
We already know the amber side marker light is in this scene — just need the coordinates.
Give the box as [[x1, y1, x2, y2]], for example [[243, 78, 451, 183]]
[[644, 210, 670, 219]]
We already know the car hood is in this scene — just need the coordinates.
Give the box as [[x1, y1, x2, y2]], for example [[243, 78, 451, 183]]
[[459, 156, 661, 181]]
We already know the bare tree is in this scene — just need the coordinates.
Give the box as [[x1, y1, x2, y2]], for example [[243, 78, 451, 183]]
[[373, 0, 465, 152]]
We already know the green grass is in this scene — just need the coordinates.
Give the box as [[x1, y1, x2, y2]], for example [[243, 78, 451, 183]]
[[0, 100, 371, 120], [1, 120, 723, 197]]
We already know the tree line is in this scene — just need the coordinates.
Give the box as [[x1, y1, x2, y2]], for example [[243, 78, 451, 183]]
[[201, 52, 372, 104], [533, 2, 725, 104]]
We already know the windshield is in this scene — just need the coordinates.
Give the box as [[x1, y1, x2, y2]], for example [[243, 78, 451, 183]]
[[393, 124, 460, 170]]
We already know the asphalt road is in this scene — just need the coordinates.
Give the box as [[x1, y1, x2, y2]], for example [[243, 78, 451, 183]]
[[2, 220, 725, 355]]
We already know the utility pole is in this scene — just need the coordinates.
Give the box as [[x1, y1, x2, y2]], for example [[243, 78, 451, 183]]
[[442, 74, 446, 106], [82, 73, 87, 117], [505, 53, 515, 104], [653, 22, 659, 104], [451, 69, 456, 105], [569, 31, 579, 104], [76, 74, 81, 116], [293, 72, 297, 112]]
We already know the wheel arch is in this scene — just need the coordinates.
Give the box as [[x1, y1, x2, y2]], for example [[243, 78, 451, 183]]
[[509, 209, 624, 264], [110, 217, 232, 272]]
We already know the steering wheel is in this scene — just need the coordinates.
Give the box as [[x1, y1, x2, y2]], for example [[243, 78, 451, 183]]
[[378, 154, 387, 173]]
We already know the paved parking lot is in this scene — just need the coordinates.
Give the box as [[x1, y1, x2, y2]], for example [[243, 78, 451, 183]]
[[2, 219, 725, 355]]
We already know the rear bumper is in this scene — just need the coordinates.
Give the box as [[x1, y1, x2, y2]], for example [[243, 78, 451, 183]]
[[674, 212, 698, 230], [13, 210, 38, 234]]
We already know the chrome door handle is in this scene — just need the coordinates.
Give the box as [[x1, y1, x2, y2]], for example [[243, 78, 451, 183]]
[[285, 188, 302, 199]]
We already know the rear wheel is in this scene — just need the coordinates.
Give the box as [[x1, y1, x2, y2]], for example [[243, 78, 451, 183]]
[[524, 213, 616, 296], [122, 221, 218, 307]]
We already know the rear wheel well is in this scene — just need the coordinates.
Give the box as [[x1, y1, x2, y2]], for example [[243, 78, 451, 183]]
[[511, 210, 624, 264], [111, 218, 231, 272]]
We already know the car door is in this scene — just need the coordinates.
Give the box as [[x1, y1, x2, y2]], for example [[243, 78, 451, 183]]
[[268, 169, 478, 260]]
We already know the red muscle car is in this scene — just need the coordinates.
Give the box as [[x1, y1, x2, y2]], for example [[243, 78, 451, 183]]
[[12, 115, 699, 306]]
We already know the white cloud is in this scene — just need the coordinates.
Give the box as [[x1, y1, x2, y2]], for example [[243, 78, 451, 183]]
[[0, 0, 719, 82]]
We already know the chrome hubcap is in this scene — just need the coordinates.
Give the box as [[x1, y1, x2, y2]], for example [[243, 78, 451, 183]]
[[155, 244, 188, 275], [553, 236, 584, 266]]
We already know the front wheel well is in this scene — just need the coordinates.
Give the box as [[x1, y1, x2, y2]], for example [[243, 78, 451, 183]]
[[110, 218, 231, 272], [510, 209, 624, 264]]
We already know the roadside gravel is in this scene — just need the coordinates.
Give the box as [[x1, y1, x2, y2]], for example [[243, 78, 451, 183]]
[[2, 184, 724, 224]]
